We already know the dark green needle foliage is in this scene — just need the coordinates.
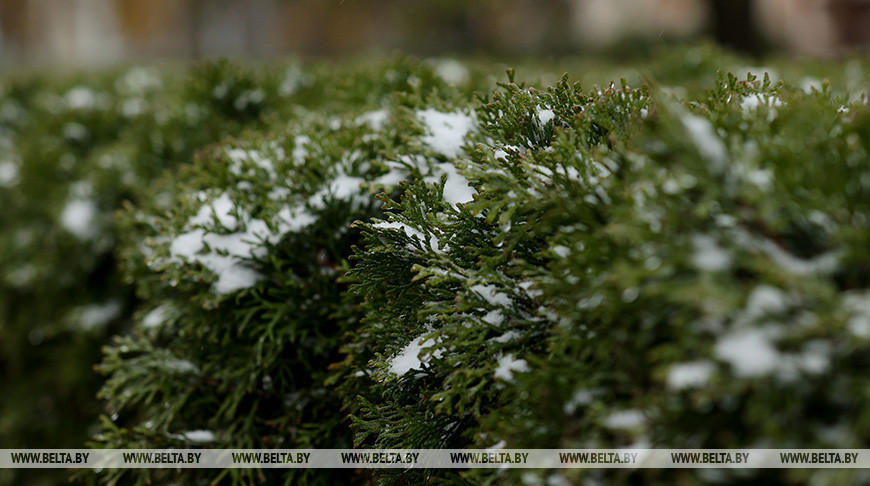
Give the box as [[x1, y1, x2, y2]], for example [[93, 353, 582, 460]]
[[2, 46, 870, 486]]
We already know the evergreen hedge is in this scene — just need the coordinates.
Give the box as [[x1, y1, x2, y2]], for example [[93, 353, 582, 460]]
[[2, 47, 870, 486]]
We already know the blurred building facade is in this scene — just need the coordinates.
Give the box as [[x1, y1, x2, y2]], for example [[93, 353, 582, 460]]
[[0, 0, 867, 67]]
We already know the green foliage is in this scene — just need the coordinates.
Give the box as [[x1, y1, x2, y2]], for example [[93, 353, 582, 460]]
[[3, 47, 870, 486]]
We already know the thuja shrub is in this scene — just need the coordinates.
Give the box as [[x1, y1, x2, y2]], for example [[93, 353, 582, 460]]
[[90, 58, 488, 485], [349, 71, 870, 486], [0, 61, 311, 486], [9, 50, 865, 486]]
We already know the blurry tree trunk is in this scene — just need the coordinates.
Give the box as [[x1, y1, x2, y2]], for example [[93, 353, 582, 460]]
[[828, 0, 870, 48], [709, 0, 760, 54]]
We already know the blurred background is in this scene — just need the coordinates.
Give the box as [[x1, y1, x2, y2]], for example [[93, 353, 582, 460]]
[[0, 0, 869, 69]]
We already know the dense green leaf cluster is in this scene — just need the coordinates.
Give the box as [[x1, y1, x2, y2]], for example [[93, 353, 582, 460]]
[[3, 47, 870, 486], [0, 61, 299, 485]]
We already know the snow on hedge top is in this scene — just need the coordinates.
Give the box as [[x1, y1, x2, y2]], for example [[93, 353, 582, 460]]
[[417, 109, 476, 158], [389, 332, 443, 375], [61, 198, 99, 240], [169, 191, 316, 294], [682, 113, 727, 173]]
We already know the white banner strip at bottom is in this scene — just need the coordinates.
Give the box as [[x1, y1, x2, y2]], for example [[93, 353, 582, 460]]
[[2, 449, 869, 469]]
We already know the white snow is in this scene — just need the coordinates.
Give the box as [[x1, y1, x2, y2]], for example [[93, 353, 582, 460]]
[[292, 135, 310, 165], [740, 93, 783, 120], [170, 192, 318, 295], [482, 310, 505, 326], [308, 172, 368, 210], [77, 301, 122, 330], [432, 59, 470, 86], [800, 77, 822, 94], [714, 328, 779, 377], [226, 148, 277, 180], [373, 219, 447, 254], [537, 108, 556, 125], [490, 330, 521, 343], [756, 238, 839, 276], [691, 234, 732, 272], [0, 159, 19, 187], [437, 162, 476, 207], [487, 440, 507, 450], [417, 109, 476, 158], [493, 354, 529, 381], [164, 358, 199, 374], [276, 206, 317, 232], [563, 389, 600, 414], [682, 114, 727, 173], [177, 430, 214, 443], [389, 333, 443, 375], [121, 98, 146, 118], [63, 122, 89, 140], [234, 89, 265, 111], [65, 86, 101, 110], [743, 284, 790, 322], [189, 192, 238, 229], [666, 361, 715, 390], [357, 109, 390, 130], [731, 226, 839, 276], [373, 220, 424, 240], [604, 410, 645, 430], [61, 198, 99, 240], [143, 305, 172, 329], [470, 284, 512, 307], [119, 67, 162, 94], [844, 291, 870, 338], [170, 228, 263, 295]]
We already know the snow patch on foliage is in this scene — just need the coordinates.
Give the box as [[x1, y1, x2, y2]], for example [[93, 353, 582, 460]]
[[143, 305, 172, 329], [189, 192, 238, 229], [64, 86, 109, 110], [604, 410, 645, 430], [357, 109, 390, 130], [226, 147, 277, 180], [76, 301, 122, 330], [682, 114, 727, 172], [431, 59, 470, 86], [308, 170, 368, 210], [470, 284, 512, 307], [482, 310, 505, 326], [563, 389, 601, 414], [389, 333, 443, 375], [714, 328, 779, 377], [667, 361, 715, 389], [537, 107, 556, 125], [61, 198, 99, 240], [844, 291, 870, 338], [713, 325, 829, 380], [373, 220, 446, 254], [691, 234, 732, 272], [163, 358, 199, 374], [494, 354, 529, 381], [730, 226, 840, 276], [170, 192, 316, 294], [292, 135, 310, 165], [490, 330, 521, 343], [174, 430, 214, 443], [757, 239, 839, 276], [417, 109, 476, 158], [740, 93, 783, 120], [743, 285, 790, 319], [436, 162, 476, 207], [0, 159, 19, 187]]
